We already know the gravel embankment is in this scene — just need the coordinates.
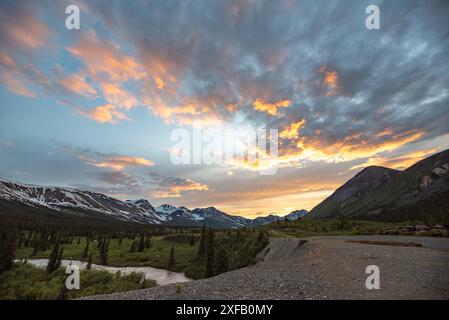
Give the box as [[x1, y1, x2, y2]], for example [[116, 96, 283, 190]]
[[83, 236, 449, 300]]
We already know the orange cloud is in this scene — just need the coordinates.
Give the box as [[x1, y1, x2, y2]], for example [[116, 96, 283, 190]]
[[60, 74, 97, 98], [3, 8, 51, 49], [0, 52, 16, 67], [142, 95, 222, 126], [279, 119, 306, 139], [253, 98, 291, 115], [67, 30, 146, 83], [349, 148, 439, 170], [154, 76, 166, 90], [286, 130, 425, 163], [86, 155, 154, 171], [319, 65, 341, 96], [151, 179, 209, 198], [101, 82, 138, 110], [0, 71, 35, 97], [77, 104, 130, 124]]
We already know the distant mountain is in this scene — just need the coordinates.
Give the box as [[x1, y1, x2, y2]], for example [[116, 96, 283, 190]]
[[310, 149, 449, 220], [246, 214, 279, 226], [0, 179, 307, 228], [153, 204, 306, 228], [285, 209, 308, 220], [0, 180, 162, 224]]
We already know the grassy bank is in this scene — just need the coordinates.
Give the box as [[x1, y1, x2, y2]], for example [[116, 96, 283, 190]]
[[259, 218, 429, 238], [0, 262, 156, 300]]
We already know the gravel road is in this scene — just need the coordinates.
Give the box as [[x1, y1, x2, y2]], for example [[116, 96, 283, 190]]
[[83, 236, 449, 300]]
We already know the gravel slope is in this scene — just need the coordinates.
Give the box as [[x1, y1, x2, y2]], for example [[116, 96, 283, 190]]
[[83, 236, 449, 300]]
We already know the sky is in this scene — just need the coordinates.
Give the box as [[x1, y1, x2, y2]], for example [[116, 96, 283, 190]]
[[1, 0, 449, 218]]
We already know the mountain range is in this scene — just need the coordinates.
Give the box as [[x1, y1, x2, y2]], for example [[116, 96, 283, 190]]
[[0, 179, 307, 229], [1, 149, 447, 227], [309, 149, 449, 220]]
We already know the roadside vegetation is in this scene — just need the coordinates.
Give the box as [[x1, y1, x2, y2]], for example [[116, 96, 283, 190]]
[[0, 262, 156, 300], [259, 216, 448, 238]]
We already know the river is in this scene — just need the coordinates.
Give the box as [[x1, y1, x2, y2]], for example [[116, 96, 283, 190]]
[[19, 259, 192, 286]]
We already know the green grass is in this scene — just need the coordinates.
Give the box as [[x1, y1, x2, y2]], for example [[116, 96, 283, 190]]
[[0, 262, 156, 300], [260, 218, 414, 238]]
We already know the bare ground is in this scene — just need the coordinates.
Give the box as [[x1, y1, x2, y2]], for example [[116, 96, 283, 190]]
[[83, 236, 449, 300]]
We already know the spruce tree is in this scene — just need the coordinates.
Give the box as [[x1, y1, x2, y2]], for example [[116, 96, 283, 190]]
[[46, 241, 60, 274], [204, 228, 215, 277], [0, 229, 17, 274], [82, 239, 90, 259], [56, 246, 64, 269], [167, 246, 176, 270], [86, 252, 93, 270], [99, 239, 109, 265], [189, 234, 195, 246], [198, 224, 206, 256], [257, 230, 265, 243], [138, 233, 145, 252], [215, 247, 228, 274], [130, 240, 137, 253], [145, 235, 151, 249]]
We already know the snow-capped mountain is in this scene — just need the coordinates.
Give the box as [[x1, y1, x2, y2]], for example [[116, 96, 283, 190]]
[[154, 204, 308, 228], [154, 204, 249, 228], [0, 179, 308, 228], [0, 179, 161, 224], [285, 209, 308, 220]]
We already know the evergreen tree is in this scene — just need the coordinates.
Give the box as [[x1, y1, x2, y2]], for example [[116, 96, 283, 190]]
[[17, 233, 23, 249], [257, 230, 265, 243], [46, 241, 60, 274], [167, 246, 176, 270], [215, 248, 228, 274], [198, 224, 206, 256], [204, 228, 215, 277], [31, 245, 37, 257], [99, 239, 109, 265], [189, 234, 195, 246], [82, 239, 90, 259], [145, 235, 151, 249], [56, 246, 64, 269], [130, 240, 137, 253], [0, 229, 17, 274], [24, 231, 33, 247], [138, 233, 145, 252], [86, 252, 93, 270]]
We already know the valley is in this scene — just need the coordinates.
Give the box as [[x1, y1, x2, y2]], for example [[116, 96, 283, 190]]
[[84, 236, 449, 300]]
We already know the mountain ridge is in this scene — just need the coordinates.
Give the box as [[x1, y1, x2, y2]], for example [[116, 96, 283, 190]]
[[310, 149, 449, 220], [0, 178, 307, 228]]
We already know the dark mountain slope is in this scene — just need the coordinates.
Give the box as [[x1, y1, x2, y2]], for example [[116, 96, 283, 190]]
[[310, 149, 449, 221]]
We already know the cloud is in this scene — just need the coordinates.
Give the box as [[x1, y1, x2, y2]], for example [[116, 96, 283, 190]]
[[0, 1, 51, 51], [58, 74, 98, 98], [279, 119, 306, 140], [253, 99, 291, 116], [84, 155, 154, 171], [349, 148, 440, 171], [101, 82, 138, 110], [77, 104, 130, 124], [0, 70, 36, 97], [147, 173, 209, 198], [67, 30, 146, 83], [2, 0, 449, 215], [318, 65, 341, 96]]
